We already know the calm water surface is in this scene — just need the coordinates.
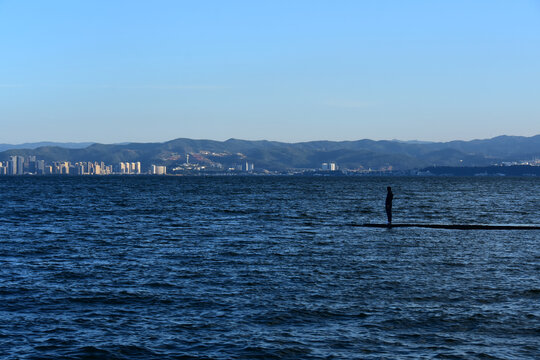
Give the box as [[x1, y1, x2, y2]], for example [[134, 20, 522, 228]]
[[1, 176, 539, 359]]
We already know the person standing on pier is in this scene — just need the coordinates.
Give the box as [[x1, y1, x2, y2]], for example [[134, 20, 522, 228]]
[[386, 186, 393, 225]]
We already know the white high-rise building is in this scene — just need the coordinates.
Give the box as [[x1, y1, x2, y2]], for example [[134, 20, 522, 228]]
[[16, 156, 24, 174], [151, 165, 167, 175], [9, 156, 18, 175]]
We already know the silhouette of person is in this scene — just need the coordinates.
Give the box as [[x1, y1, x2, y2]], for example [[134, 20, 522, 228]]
[[385, 186, 393, 225]]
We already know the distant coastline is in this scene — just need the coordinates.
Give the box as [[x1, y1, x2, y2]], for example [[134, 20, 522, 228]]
[[0, 135, 538, 174]]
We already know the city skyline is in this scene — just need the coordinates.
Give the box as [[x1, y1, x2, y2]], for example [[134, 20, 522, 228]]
[[1, 1, 540, 143], [2, 152, 538, 177], [0, 155, 257, 175]]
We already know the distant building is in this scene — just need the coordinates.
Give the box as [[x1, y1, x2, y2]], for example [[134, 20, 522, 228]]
[[36, 160, 45, 174], [76, 163, 85, 175], [25, 155, 36, 174], [9, 156, 18, 175], [59, 162, 70, 174], [151, 165, 167, 175], [117, 161, 141, 174], [16, 156, 24, 175], [321, 162, 338, 171], [7, 155, 24, 175], [5, 156, 26, 175]]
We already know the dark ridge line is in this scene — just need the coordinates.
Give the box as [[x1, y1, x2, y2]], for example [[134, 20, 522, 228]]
[[355, 223, 540, 230]]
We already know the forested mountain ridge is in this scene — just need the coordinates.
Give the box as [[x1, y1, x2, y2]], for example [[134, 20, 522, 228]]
[[1, 135, 538, 171]]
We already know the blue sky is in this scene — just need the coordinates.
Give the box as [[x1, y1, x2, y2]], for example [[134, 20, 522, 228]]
[[1, 0, 539, 143]]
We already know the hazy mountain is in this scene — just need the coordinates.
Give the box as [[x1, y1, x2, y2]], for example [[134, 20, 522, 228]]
[[0, 142, 94, 152], [1, 135, 538, 171], [391, 139, 435, 144]]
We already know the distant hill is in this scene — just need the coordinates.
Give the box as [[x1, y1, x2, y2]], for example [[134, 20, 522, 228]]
[[0, 135, 538, 171], [0, 142, 94, 152]]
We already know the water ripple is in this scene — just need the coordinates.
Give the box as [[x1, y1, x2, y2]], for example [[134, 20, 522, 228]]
[[0, 176, 539, 359]]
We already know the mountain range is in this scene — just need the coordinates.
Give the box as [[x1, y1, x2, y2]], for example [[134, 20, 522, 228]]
[[0, 142, 95, 152], [0, 135, 538, 171]]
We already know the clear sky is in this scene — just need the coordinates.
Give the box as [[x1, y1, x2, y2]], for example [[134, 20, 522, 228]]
[[1, 0, 539, 144]]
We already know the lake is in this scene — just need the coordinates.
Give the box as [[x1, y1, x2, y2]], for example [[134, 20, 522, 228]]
[[1, 176, 538, 359]]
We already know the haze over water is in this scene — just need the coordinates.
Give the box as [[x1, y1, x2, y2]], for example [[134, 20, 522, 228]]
[[1, 176, 538, 359]]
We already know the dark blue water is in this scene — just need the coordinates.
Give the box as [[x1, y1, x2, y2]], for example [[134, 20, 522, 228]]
[[1, 176, 539, 359]]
